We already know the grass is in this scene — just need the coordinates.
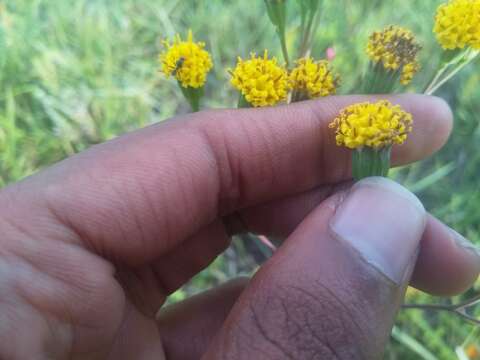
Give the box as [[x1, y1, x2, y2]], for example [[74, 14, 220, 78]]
[[1, 0, 479, 358]]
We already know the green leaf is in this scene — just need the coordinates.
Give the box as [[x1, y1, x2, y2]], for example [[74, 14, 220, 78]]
[[391, 327, 438, 360], [408, 162, 456, 193], [264, 0, 286, 29]]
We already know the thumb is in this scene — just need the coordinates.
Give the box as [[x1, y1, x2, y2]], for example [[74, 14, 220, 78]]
[[203, 177, 426, 360]]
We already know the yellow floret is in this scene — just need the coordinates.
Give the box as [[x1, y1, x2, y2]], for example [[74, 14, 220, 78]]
[[400, 61, 421, 85], [366, 25, 421, 84], [230, 50, 289, 107], [329, 100, 413, 149], [434, 0, 480, 50], [289, 57, 339, 98], [159, 30, 213, 88]]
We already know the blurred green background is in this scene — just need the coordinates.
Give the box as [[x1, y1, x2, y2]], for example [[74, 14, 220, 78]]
[[1, 0, 479, 358]]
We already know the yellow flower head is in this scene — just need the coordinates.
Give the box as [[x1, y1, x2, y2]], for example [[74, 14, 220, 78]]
[[289, 57, 340, 98], [159, 30, 213, 88], [230, 50, 289, 107], [329, 100, 413, 149], [366, 25, 422, 84], [434, 0, 480, 50]]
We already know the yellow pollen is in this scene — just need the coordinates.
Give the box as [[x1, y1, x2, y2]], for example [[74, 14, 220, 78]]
[[289, 57, 340, 98], [434, 0, 480, 50], [229, 50, 289, 107], [329, 100, 413, 150], [159, 30, 213, 88]]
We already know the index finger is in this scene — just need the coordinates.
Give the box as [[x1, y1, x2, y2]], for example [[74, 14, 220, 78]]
[[2, 95, 452, 264]]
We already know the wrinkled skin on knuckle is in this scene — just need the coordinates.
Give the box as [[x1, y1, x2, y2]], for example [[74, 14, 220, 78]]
[[216, 266, 393, 360], [246, 286, 370, 359]]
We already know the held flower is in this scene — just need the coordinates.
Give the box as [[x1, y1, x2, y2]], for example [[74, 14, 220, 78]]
[[364, 25, 422, 92], [230, 50, 289, 108], [289, 57, 340, 100], [159, 30, 213, 89], [434, 0, 480, 50], [329, 101, 413, 180]]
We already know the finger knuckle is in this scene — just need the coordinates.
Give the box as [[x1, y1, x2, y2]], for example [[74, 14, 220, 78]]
[[236, 280, 376, 360]]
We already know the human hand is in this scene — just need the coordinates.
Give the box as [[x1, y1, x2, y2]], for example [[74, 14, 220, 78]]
[[0, 95, 477, 359]]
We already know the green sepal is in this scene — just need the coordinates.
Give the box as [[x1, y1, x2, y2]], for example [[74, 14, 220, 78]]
[[237, 93, 253, 108], [178, 82, 203, 112], [352, 146, 391, 181]]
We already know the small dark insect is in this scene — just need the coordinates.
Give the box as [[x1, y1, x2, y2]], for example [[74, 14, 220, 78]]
[[172, 57, 185, 75]]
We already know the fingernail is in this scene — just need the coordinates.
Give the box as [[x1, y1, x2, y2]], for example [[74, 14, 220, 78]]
[[451, 229, 480, 259], [330, 177, 426, 284]]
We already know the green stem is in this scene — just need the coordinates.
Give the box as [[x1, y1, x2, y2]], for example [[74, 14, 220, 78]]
[[298, 1, 320, 58], [299, 11, 315, 57], [279, 30, 290, 68], [306, 7, 321, 54], [352, 147, 391, 181], [423, 62, 449, 94], [425, 51, 479, 95], [189, 92, 200, 112], [424, 49, 479, 95]]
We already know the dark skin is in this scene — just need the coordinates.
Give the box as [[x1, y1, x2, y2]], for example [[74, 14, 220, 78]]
[[0, 94, 478, 359]]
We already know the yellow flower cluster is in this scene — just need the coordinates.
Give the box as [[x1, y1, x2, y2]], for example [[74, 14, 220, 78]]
[[289, 57, 339, 98], [329, 100, 413, 149], [230, 51, 289, 107], [160, 31, 213, 88], [366, 25, 421, 85], [434, 0, 480, 50]]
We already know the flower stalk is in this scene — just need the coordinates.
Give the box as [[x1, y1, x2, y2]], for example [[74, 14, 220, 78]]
[[297, 0, 321, 58], [424, 48, 479, 95]]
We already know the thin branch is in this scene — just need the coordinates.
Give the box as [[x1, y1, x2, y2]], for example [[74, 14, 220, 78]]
[[424, 49, 479, 95], [402, 294, 480, 326]]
